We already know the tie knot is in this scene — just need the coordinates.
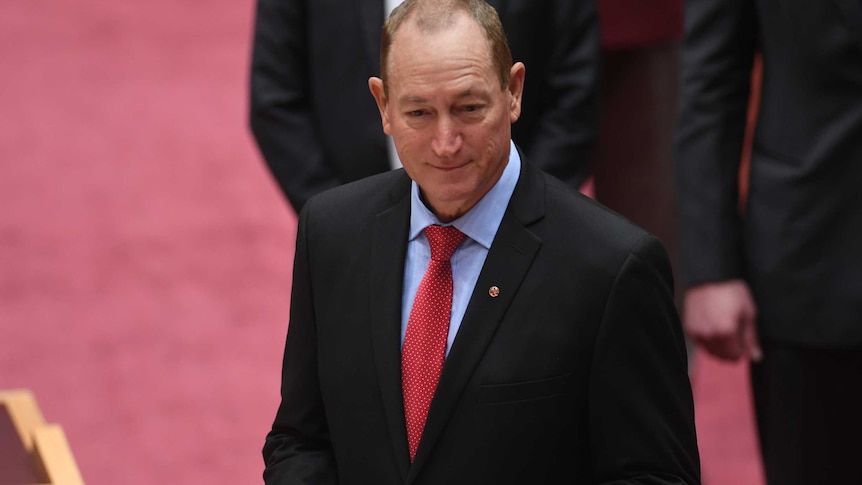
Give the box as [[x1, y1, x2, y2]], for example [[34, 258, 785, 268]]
[[424, 225, 466, 261]]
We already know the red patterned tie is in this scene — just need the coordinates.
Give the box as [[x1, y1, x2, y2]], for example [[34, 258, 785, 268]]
[[402, 225, 466, 462]]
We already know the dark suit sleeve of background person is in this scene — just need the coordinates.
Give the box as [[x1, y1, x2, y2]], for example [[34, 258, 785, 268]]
[[249, 0, 342, 211], [674, 0, 758, 286], [506, 0, 601, 189], [262, 204, 338, 485]]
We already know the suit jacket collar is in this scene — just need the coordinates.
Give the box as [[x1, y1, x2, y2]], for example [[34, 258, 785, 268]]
[[369, 159, 546, 482]]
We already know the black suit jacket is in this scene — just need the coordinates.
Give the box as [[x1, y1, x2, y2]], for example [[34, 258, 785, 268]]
[[263, 160, 700, 484], [249, 0, 599, 210], [675, 0, 862, 346]]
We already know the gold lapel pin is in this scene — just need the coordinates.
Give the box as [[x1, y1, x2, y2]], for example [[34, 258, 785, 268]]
[[488, 286, 500, 298]]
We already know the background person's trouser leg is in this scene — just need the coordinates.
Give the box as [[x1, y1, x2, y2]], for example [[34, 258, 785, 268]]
[[751, 340, 862, 485]]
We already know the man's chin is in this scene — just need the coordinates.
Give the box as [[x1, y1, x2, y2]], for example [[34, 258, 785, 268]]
[[423, 185, 486, 217]]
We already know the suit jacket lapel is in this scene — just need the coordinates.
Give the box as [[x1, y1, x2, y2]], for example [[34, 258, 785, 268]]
[[407, 161, 546, 481], [369, 174, 412, 480], [358, 0, 385, 76]]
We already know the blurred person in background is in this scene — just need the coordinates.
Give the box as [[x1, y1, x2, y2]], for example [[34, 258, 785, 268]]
[[675, 0, 862, 483]]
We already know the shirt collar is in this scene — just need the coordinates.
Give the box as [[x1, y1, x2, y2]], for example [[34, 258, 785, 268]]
[[409, 140, 521, 249]]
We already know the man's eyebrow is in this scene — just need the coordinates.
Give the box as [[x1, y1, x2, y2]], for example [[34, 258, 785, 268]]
[[401, 95, 427, 104], [458, 88, 494, 100]]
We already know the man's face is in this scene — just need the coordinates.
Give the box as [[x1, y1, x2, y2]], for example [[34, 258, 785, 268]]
[[369, 13, 525, 222]]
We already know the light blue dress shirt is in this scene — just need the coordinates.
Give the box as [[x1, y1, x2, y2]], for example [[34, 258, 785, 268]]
[[401, 140, 521, 355]]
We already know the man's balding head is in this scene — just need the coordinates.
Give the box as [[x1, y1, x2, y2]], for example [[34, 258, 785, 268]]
[[380, 0, 513, 95]]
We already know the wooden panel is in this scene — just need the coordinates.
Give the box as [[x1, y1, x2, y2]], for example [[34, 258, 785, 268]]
[[0, 390, 84, 485], [32, 425, 84, 485], [0, 402, 41, 485], [0, 390, 45, 451]]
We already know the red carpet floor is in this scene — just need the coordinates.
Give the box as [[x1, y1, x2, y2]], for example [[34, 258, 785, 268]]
[[0, 1, 764, 483]]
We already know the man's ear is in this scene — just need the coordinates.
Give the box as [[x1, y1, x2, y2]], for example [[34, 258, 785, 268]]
[[507, 62, 526, 123], [369, 77, 391, 135]]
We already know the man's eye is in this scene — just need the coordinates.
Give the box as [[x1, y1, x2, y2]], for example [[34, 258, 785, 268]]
[[459, 105, 486, 115], [408, 110, 426, 117]]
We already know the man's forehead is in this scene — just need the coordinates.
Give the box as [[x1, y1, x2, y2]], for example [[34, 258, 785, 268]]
[[387, 52, 498, 101]]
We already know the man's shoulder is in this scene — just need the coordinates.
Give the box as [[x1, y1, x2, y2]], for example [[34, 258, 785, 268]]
[[537, 166, 647, 233], [297, 170, 410, 236], [535, 168, 655, 256], [305, 170, 409, 213]]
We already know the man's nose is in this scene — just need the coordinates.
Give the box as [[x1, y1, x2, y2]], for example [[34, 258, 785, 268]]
[[430, 117, 462, 158]]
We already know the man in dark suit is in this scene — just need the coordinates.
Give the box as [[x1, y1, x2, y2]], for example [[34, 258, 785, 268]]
[[249, 0, 599, 212], [263, 0, 700, 483], [675, 0, 862, 482]]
